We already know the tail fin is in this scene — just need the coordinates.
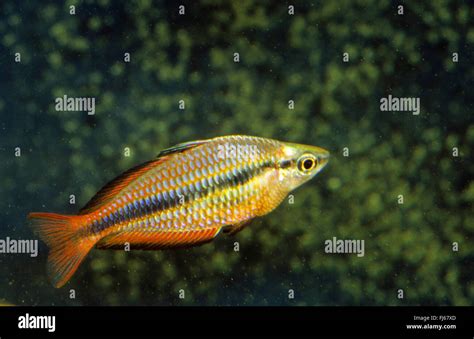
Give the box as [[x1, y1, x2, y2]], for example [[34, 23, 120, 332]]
[[28, 212, 95, 288]]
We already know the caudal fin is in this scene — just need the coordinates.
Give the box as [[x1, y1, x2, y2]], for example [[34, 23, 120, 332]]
[[28, 212, 95, 288]]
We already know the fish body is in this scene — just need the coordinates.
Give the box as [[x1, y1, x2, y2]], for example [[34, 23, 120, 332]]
[[29, 135, 329, 287]]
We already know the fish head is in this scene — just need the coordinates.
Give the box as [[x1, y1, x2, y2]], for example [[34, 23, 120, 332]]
[[276, 142, 330, 191]]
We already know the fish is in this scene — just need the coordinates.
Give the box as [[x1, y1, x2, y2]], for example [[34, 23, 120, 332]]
[[28, 135, 329, 288]]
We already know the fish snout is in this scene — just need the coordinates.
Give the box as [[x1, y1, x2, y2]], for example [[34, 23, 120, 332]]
[[314, 147, 330, 171]]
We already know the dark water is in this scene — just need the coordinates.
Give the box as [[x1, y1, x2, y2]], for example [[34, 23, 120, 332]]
[[0, 1, 472, 306]]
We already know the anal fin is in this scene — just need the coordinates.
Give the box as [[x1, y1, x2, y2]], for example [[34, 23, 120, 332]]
[[96, 228, 221, 250]]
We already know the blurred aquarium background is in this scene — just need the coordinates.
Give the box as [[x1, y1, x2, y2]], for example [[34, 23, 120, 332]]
[[0, 0, 473, 306]]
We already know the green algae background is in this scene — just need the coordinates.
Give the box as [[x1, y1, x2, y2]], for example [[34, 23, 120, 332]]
[[0, 0, 472, 306]]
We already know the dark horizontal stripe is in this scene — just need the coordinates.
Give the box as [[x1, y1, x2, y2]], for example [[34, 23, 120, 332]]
[[91, 159, 273, 233]]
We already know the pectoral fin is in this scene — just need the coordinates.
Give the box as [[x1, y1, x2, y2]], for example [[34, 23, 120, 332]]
[[223, 220, 253, 236]]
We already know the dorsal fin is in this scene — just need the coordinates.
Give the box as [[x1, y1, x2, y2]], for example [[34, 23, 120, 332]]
[[79, 157, 169, 215], [79, 139, 209, 215], [157, 139, 208, 157]]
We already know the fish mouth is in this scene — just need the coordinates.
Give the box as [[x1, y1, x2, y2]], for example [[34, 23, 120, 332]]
[[318, 155, 329, 170], [314, 147, 330, 169], [319, 149, 330, 159], [310, 146, 330, 160]]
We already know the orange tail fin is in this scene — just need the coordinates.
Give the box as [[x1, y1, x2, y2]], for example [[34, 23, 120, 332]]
[[28, 212, 95, 288]]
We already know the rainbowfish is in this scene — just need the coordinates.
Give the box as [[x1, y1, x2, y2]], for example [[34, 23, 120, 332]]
[[28, 135, 329, 287]]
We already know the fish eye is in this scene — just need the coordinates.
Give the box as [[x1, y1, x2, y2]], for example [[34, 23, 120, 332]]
[[297, 155, 318, 172]]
